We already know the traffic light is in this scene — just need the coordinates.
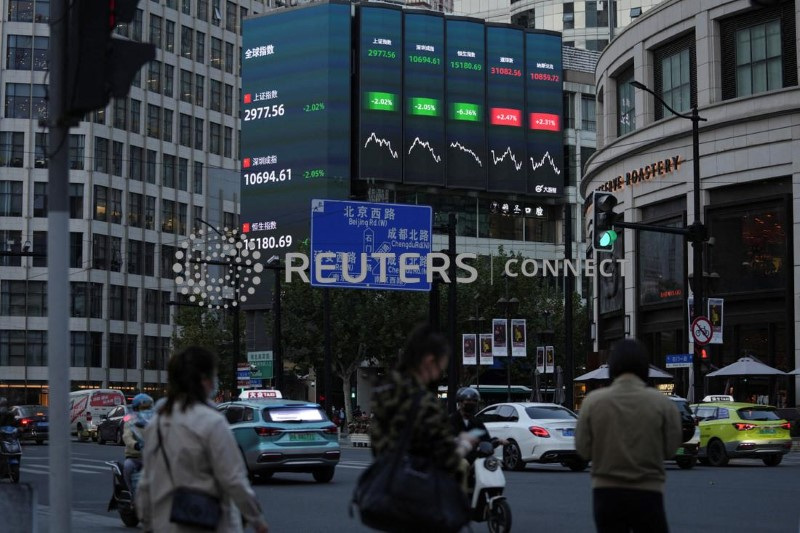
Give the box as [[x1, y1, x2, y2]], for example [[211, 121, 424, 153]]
[[66, 0, 155, 118], [701, 348, 708, 359], [592, 191, 620, 252]]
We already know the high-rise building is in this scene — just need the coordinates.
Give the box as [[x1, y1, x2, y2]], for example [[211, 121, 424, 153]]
[[0, 0, 271, 404]]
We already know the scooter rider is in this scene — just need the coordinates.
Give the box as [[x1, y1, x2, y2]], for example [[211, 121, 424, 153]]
[[123, 393, 153, 494], [449, 388, 507, 463], [0, 398, 16, 427]]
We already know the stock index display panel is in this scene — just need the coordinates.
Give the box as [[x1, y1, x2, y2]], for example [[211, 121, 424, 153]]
[[445, 18, 487, 189], [240, 2, 351, 306], [358, 5, 403, 182], [526, 31, 564, 196], [403, 12, 446, 186], [486, 25, 527, 193]]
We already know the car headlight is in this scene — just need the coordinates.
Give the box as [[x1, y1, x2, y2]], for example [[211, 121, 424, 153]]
[[484, 456, 499, 472]]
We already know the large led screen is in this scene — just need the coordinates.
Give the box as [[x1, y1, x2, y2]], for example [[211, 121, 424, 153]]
[[240, 2, 351, 306], [486, 25, 527, 193], [358, 5, 403, 182], [526, 30, 564, 196], [403, 12, 445, 186], [445, 18, 487, 189]]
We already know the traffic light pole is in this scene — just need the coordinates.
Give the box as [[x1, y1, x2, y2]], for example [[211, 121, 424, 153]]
[[48, 0, 72, 529]]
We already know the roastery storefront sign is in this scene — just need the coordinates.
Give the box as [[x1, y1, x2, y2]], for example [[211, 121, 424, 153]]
[[596, 155, 683, 193]]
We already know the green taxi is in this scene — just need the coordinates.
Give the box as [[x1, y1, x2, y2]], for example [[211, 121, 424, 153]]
[[218, 399, 341, 482], [692, 402, 792, 467]]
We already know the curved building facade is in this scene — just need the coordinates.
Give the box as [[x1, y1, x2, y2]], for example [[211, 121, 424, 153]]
[[582, 0, 800, 404]]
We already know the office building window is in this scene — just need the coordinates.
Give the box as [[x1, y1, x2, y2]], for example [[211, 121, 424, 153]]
[[0, 230, 22, 267], [585, 1, 609, 29], [195, 74, 204, 107], [132, 9, 143, 41], [144, 242, 155, 276], [178, 158, 188, 190], [130, 98, 141, 133], [0, 132, 24, 167], [721, 3, 797, 100], [180, 114, 191, 146], [223, 126, 232, 158], [70, 232, 83, 268], [69, 134, 85, 170], [5, 83, 30, 118], [225, 1, 237, 32], [149, 14, 162, 48], [8, 0, 49, 22], [196, 32, 205, 62], [162, 199, 176, 232], [181, 26, 193, 59], [563, 92, 575, 129], [33, 182, 47, 217], [225, 42, 234, 74], [223, 211, 236, 230], [112, 141, 123, 176], [31, 231, 46, 267], [144, 289, 159, 323], [160, 291, 171, 325], [7, 36, 30, 70], [182, 0, 191, 15], [0, 181, 22, 216], [163, 109, 173, 142], [110, 236, 121, 271], [224, 84, 233, 115], [180, 69, 192, 103], [581, 95, 596, 132], [209, 122, 221, 155], [94, 137, 108, 173], [129, 192, 143, 228], [34, 132, 47, 168], [164, 64, 174, 97], [161, 245, 176, 278], [193, 206, 203, 232], [211, 37, 222, 69], [0, 280, 46, 316], [145, 195, 156, 230], [146, 149, 157, 183], [70, 332, 102, 367], [113, 98, 127, 129], [129, 145, 143, 181], [109, 285, 124, 320], [163, 154, 176, 188], [165, 20, 175, 53], [94, 185, 108, 221], [210, 80, 222, 112], [177, 202, 187, 235], [110, 188, 122, 224], [563, 2, 574, 30], [197, 0, 208, 21], [193, 162, 203, 193], [71, 282, 103, 318], [147, 60, 161, 93], [128, 239, 142, 275], [69, 183, 83, 219], [194, 118, 204, 149], [616, 67, 635, 135], [92, 233, 108, 269], [147, 104, 160, 138]]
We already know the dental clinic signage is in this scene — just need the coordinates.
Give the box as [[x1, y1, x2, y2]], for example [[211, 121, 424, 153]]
[[596, 155, 683, 193]]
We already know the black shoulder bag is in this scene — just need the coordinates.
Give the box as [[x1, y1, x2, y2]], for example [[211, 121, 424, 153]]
[[351, 392, 470, 533], [156, 417, 222, 531]]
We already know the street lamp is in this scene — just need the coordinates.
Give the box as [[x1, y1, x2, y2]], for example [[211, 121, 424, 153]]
[[630, 81, 708, 401], [497, 285, 520, 402]]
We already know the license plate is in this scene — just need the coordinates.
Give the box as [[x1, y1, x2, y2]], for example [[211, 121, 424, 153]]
[[759, 428, 776, 435], [562, 428, 574, 437], [288, 433, 315, 442], [38, 422, 48, 429], [676, 447, 684, 455]]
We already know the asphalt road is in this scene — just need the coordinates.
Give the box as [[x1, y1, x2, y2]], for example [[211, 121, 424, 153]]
[[14, 439, 800, 532]]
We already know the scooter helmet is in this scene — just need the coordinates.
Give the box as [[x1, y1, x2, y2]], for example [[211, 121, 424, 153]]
[[456, 387, 481, 404], [131, 393, 154, 411]]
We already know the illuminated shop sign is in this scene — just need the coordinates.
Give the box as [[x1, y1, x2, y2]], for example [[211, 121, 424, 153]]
[[596, 155, 683, 193]]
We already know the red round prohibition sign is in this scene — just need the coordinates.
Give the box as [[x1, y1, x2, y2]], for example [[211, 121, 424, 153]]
[[691, 316, 713, 346]]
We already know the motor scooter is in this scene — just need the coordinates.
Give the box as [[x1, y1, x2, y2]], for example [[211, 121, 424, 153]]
[[106, 411, 150, 527], [470, 440, 512, 533], [0, 425, 22, 483]]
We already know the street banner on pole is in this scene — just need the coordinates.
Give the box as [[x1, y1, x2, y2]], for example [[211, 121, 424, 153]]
[[545, 346, 555, 374], [511, 319, 526, 357], [536, 346, 545, 374], [480, 334, 494, 366], [237, 362, 251, 388], [687, 296, 694, 336], [708, 298, 723, 344], [492, 318, 507, 356], [462, 334, 477, 366]]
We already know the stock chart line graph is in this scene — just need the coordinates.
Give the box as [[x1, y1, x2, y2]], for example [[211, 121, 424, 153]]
[[449, 141, 482, 167], [408, 137, 442, 163], [363, 132, 399, 159], [490, 146, 523, 171], [530, 151, 561, 175]]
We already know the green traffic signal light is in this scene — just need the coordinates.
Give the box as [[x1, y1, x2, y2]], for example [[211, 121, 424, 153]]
[[599, 230, 618, 248]]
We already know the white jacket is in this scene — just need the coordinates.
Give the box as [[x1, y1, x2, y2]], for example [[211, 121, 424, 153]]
[[136, 401, 267, 532]]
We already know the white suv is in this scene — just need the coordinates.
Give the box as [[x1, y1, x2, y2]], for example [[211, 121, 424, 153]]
[[475, 402, 587, 472]]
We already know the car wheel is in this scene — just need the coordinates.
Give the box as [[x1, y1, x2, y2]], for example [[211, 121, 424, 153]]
[[116, 429, 124, 446], [502, 442, 525, 472], [312, 466, 335, 483], [676, 456, 696, 469], [707, 440, 729, 467], [564, 458, 589, 472], [762, 454, 782, 467]]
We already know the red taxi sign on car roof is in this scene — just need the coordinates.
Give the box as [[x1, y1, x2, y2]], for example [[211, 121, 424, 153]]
[[239, 389, 283, 400]]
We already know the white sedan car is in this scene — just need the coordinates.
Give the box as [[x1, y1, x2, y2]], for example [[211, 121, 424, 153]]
[[475, 402, 588, 472]]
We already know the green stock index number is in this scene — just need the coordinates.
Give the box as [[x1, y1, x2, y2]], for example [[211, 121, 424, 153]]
[[368, 48, 397, 59]]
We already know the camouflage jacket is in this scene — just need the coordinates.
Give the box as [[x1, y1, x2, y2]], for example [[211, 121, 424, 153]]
[[369, 370, 461, 475]]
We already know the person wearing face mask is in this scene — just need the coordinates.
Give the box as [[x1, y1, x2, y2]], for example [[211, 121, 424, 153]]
[[370, 325, 478, 488], [449, 388, 507, 465], [136, 346, 269, 533]]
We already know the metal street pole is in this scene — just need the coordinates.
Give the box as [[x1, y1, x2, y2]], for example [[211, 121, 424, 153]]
[[323, 288, 332, 416], [630, 81, 707, 402], [273, 268, 282, 391], [48, 0, 71, 528], [506, 311, 512, 402], [564, 203, 574, 410], [447, 213, 458, 414]]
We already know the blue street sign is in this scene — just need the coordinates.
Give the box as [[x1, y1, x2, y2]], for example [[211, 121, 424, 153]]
[[310, 199, 433, 291], [250, 378, 263, 387], [665, 353, 693, 368]]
